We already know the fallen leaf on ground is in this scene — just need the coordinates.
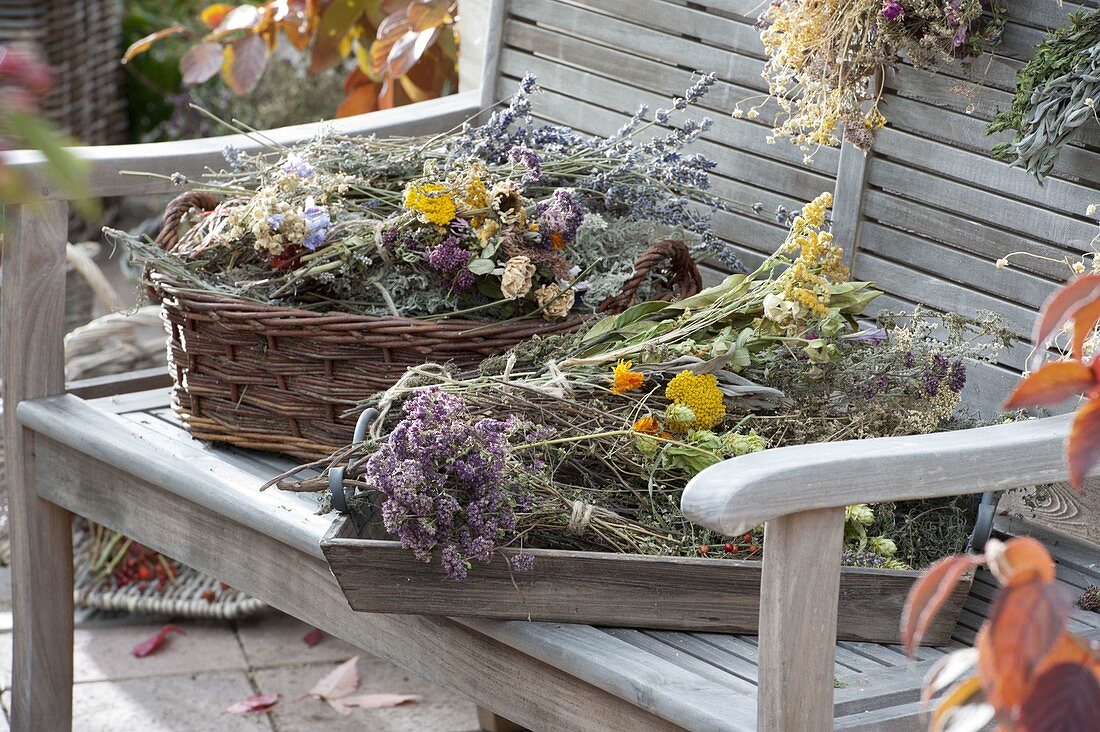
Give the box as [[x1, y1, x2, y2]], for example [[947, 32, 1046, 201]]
[[302, 627, 324, 647], [225, 693, 281, 714], [132, 624, 184, 658], [329, 693, 420, 716], [308, 656, 360, 702]]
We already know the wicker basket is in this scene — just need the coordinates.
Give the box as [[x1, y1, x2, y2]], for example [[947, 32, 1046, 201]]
[[152, 192, 703, 459], [0, 0, 128, 145]]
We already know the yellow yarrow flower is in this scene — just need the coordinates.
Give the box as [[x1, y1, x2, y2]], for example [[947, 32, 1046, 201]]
[[404, 183, 457, 226], [609, 359, 645, 394], [664, 371, 726, 431]]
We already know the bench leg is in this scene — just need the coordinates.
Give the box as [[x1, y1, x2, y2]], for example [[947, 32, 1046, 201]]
[[3, 202, 74, 731], [477, 706, 530, 732], [757, 507, 845, 732]]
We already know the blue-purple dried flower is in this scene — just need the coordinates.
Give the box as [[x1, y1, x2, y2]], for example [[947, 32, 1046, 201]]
[[300, 200, 330, 250], [536, 188, 585, 248], [281, 152, 316, 178]]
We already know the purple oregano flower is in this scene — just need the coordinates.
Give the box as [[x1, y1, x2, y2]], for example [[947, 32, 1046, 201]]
[[362, 388, 535, 580]]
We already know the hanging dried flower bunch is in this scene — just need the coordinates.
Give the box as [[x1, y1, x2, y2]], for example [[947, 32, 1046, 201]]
[[746, 0, 1006, 157]]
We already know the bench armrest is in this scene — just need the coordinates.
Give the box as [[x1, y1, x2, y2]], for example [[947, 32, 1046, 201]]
[[682, 414, 1079, 535], [2, 90, 481, 201]]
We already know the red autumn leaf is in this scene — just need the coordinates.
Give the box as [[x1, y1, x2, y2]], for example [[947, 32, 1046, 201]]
[[122, 25, 189, 64], [302, 627, 324, 647], [329, 693, 420, 716], [985, 537, 1056, 586], [132, 624, 184, 658], [981, 578, 1073, 710], [221, 33, 269, 95], [180, 42, 224, 86], [902, 554, 980, 657], [1004, 361, 1096, 410], [225, 692, 281, 714], [1069, 397, 1100, 489], [1017, 661, 1100, 732], [1033, 273, 1100, 359], [337, 69, 382, 117]]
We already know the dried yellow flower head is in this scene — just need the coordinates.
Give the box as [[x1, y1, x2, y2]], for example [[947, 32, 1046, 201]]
[[664, 370, 726, 431], [404, 183, 456, 226]]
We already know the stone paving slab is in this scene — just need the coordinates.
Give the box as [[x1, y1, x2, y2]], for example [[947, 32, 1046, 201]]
[[0, 621, 248, 687], [236, 609, 365, 669], [71, 671, 274, 732], [254, 658, 480, 732]]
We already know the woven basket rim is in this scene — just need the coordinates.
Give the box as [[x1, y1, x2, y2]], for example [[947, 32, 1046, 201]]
[[150, 270, 592, 332]]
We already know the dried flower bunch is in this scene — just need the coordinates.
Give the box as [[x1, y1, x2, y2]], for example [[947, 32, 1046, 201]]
[[275, 194, 1010, 579], [989, 8, 1100, 180], [116, 74, 733, 322], [750, 0, 1005, 155]]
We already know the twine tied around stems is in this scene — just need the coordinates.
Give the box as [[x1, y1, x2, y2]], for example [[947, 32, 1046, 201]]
[[568, 500, 595, 535]]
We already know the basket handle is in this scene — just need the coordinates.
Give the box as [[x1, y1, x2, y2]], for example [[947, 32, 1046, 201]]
[[155, 191, 220, 253], [598, 239, 703, 315]]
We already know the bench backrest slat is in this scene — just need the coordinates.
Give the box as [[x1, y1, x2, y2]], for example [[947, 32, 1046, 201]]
[[491, 0, 1099, 415]]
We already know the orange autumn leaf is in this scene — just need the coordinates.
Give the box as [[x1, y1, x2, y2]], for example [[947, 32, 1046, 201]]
[[1032, 273, 1100, 361], [1069, 396, 1100, 489], [200, 3, 235, 29], [980, 576, 1073, 710], [1004, 361, 1096, 410], [122, 25, 189, 63], [985, 536, 1056, 585], [1071, 298, 1100, 361], [902, 553, 980, 657], [336, 68, 382, 117]]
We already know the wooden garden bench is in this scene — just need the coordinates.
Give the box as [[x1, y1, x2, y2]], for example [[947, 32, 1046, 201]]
[[4, 1, 1099, 730]]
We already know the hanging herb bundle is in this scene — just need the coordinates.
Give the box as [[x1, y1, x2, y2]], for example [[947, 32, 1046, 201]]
[[748, 0, 1006, 156], [273, 194, 1013, 580], [989, 9, 1100, 180]]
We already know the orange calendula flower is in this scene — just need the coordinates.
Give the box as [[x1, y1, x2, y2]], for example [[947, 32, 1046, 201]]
[[549, 232, 566, 250], [632, 416, 660, 434], [609, 359, 645, 394]]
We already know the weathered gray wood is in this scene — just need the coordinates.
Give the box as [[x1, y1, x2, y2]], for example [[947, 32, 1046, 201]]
[[757, 508, 845, 732], [999, 478, 1100, 547], [1, 202, 74, 732], [833, 138, 871, 272], [28, 436, 710, 732], [18, 394, 331, 558], [2, 91, 481, 201], [322, 518, 967, 643], [682, 414, 1082, 536], [66, 366, 172, 400], [477, 707, 529, 732]]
